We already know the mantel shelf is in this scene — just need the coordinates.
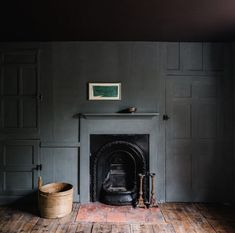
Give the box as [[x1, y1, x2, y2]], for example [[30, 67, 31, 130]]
[[79, 112, 160, 119]]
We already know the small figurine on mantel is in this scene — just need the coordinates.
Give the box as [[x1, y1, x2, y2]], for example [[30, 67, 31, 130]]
[[118, 107, 137, 113]]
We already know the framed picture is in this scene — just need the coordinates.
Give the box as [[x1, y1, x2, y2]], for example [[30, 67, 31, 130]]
[[88, 83, 121, 100]]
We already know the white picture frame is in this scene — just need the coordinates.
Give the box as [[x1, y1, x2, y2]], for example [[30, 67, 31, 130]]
[[88, 83, 121, 100]]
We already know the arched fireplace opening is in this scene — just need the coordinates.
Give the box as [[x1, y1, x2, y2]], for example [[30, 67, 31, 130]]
[[90, 134, 149, 205]]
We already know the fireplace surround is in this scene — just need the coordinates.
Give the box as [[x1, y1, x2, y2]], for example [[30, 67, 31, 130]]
[[79, 113, 160, 204]]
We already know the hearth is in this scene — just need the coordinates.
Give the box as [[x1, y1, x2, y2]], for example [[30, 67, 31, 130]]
[[90, 134, 149, 205]]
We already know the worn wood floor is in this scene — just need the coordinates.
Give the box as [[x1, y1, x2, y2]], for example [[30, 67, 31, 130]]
[[0, 203, 235, 233]]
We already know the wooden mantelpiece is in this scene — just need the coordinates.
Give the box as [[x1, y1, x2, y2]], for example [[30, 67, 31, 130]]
[[79, 113, 160, 119]]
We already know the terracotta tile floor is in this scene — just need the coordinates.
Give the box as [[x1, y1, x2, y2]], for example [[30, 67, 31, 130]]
[[76, 202, 164, 223]]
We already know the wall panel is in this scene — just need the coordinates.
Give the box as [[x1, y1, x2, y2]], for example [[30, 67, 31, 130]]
[[41, 147, 79, 202]]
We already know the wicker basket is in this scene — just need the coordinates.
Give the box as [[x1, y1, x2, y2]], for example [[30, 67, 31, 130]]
[[38, 177, 73, 218]]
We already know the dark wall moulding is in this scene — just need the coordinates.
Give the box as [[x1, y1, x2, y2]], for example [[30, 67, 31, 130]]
[[79, 113, 160, 119]]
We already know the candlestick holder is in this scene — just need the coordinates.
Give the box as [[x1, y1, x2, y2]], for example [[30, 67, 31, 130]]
[[149, 172, 158, 207], [136, 173, 146, 208]]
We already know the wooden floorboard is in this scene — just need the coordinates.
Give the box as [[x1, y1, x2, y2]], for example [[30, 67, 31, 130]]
[[111, 224, 131, 233], [76, 222, 93, 233], [0, 203, 234, 233]]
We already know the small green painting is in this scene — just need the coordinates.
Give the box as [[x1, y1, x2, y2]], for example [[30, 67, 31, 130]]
[[93, 86, 118, 97], [89, 83, 121, 100]]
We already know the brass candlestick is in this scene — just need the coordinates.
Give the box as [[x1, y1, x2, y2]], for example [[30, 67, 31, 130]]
[[136, 173, 146, 208], [149, 173, 158, 207]]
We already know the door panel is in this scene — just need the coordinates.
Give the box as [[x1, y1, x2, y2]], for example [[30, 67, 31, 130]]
[[193, 82, 217, 98], [166, 42, 180, 71], [4, 99, 19, 128], [173, 82, 192, 98], [22, 67, 37, 96], [193, 141, 218, 189], [0, 140, 40, 196], [4, 51, 37, 64], [5, 144, 34, 165], [183, 43, 203, 71], [193, 103, 217, 138], [22, 99, 37, 128], [171, 103, 191, 139], [5, 171, 33, 192], [166, 141, 192, 201], [203, 43, 224, 71], [3, 67, 18, 95]]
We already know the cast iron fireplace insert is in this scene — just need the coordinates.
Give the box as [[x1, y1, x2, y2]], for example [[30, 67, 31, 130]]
[[90, 134, 149, 205]]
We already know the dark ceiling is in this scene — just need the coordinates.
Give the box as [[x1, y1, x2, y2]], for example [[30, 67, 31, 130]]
[[1, 0, 235, 41]]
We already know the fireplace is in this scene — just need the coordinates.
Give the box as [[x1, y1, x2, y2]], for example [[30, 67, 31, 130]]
[[79, 113, 160, 204], [90, 134, 149, 205]]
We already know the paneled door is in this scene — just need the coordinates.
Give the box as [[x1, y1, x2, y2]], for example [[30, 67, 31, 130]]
[[165, 76, 230, 202], [0, 50, 40, 138], [0, 140, 40, 197], [0, 50, 40, 203]]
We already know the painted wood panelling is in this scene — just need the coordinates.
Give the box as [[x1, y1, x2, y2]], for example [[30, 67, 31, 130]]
[[166, 42, 180, 71], [0, 42, 233, 204], [4, 51, 37, 64], [166, 42, 225, 75], [40, 147, 79, 202], [183, 43, 203, 71]]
